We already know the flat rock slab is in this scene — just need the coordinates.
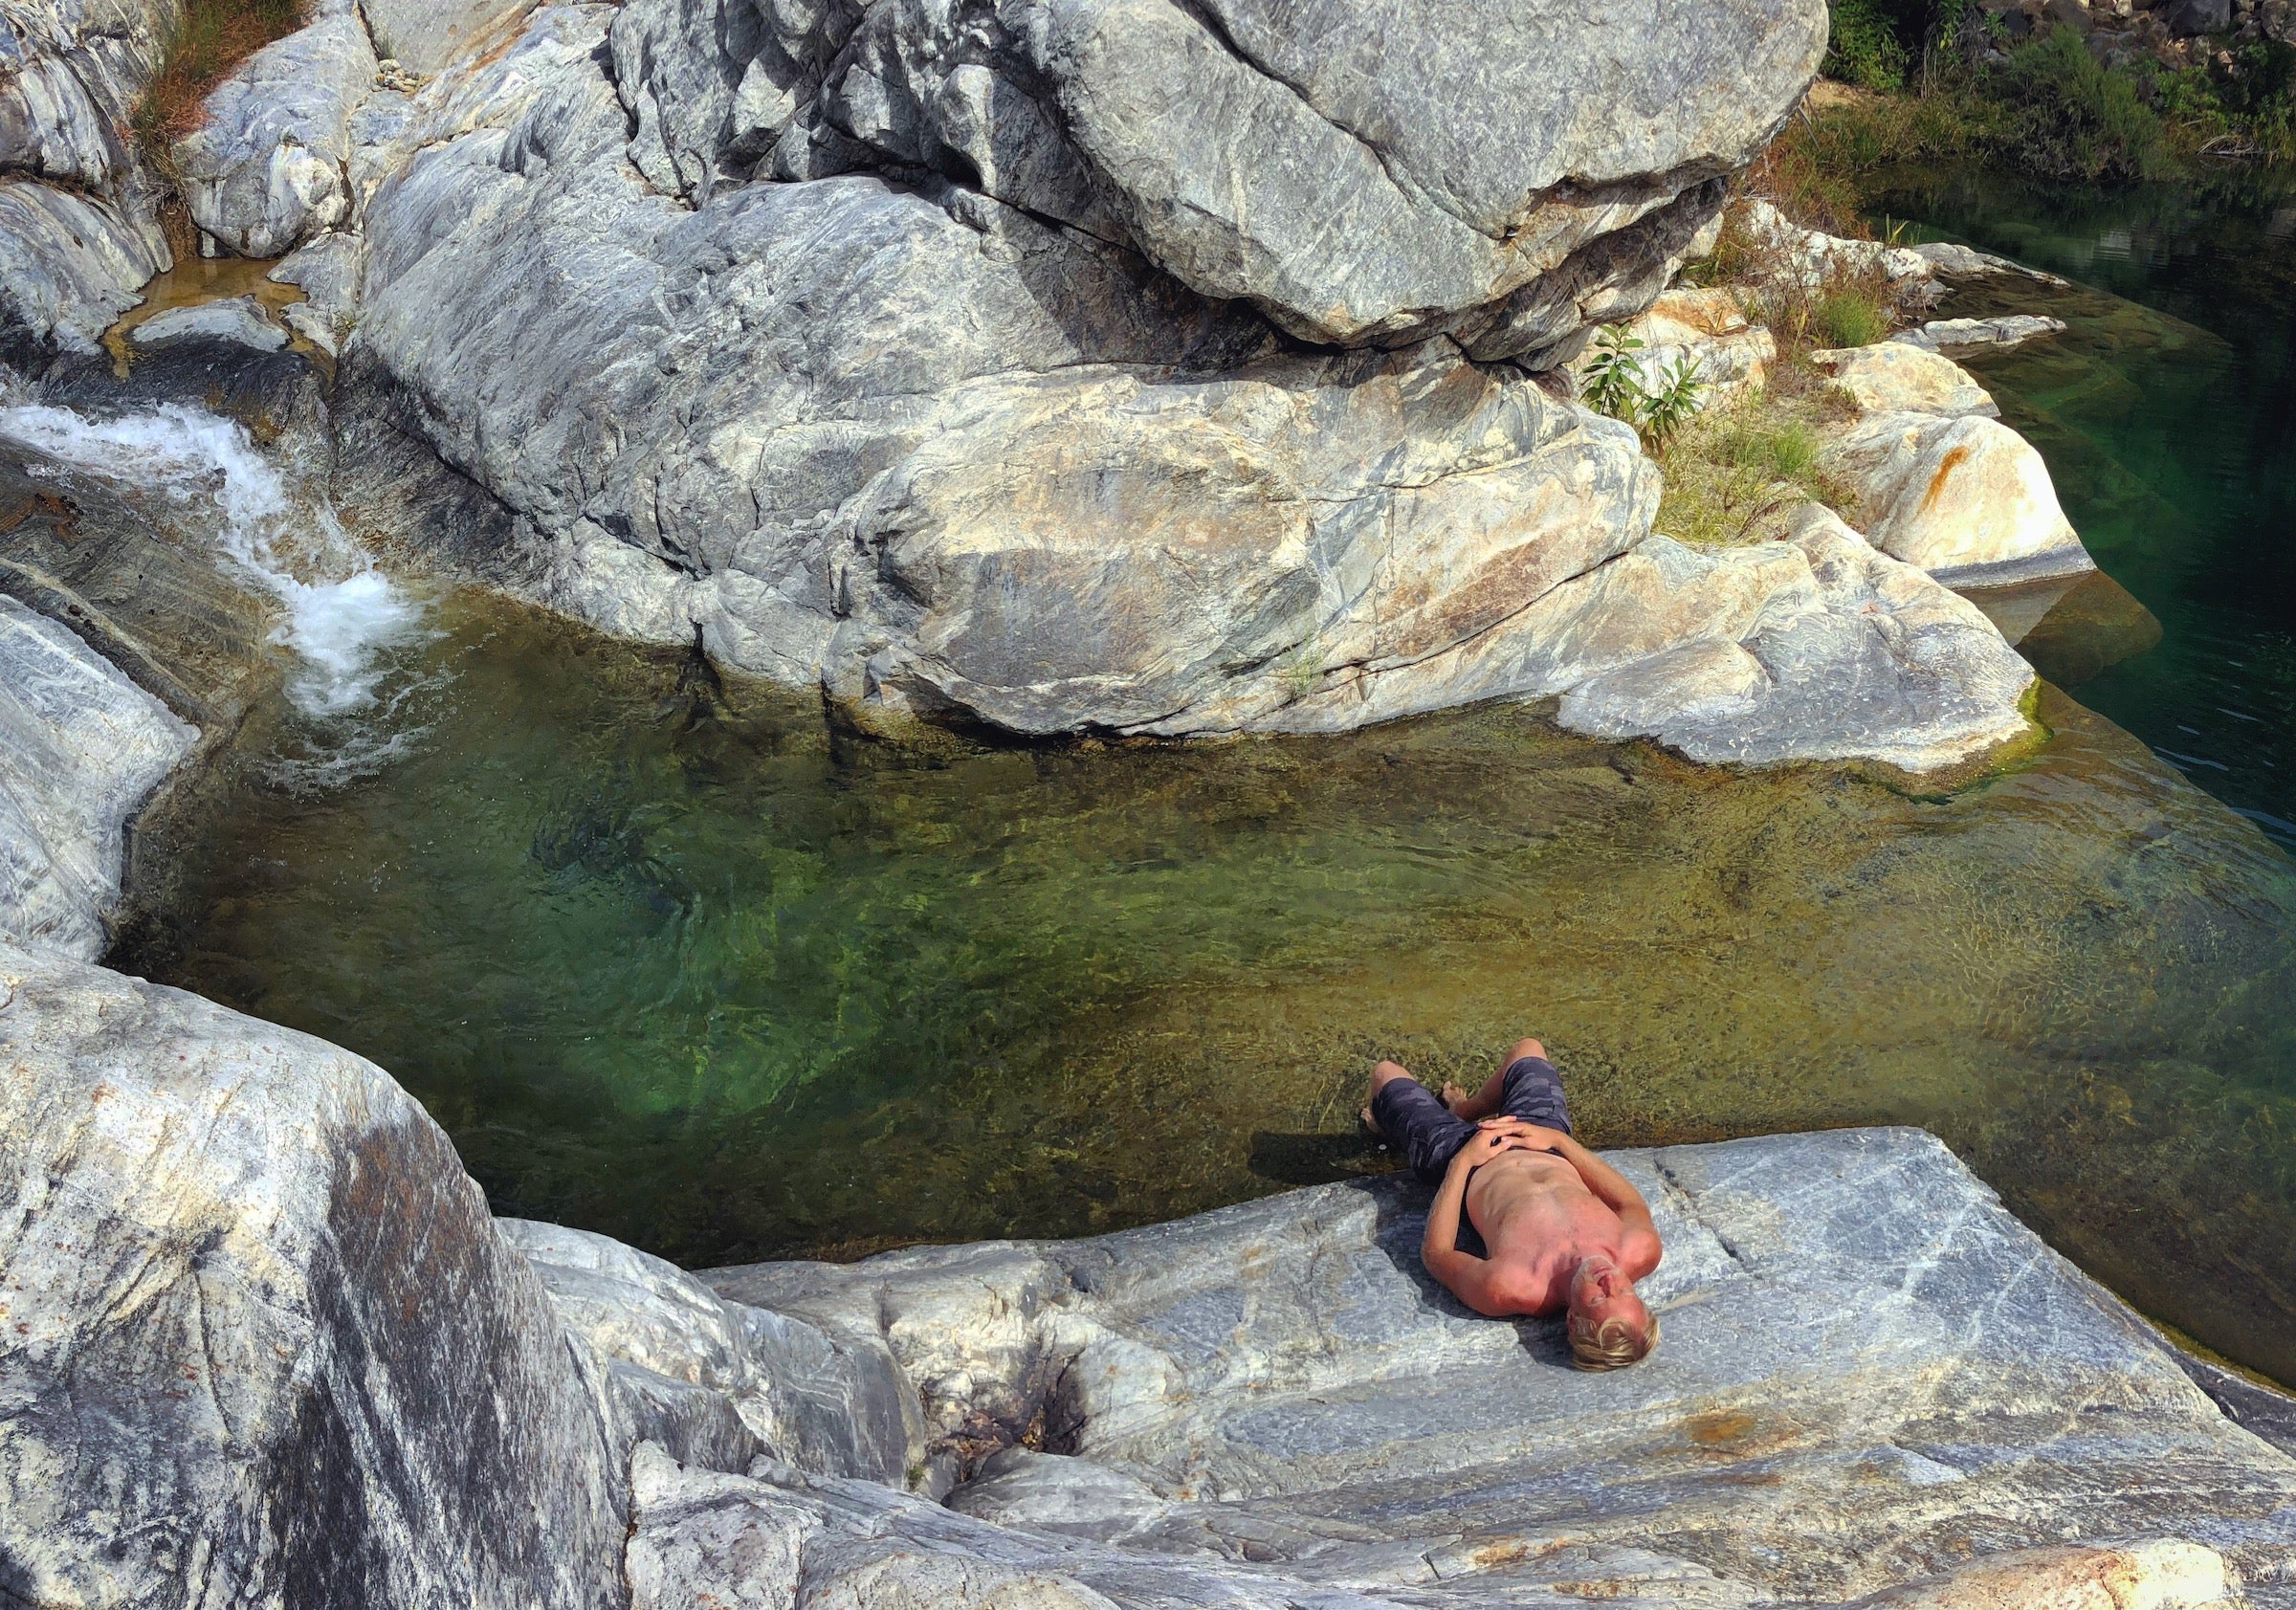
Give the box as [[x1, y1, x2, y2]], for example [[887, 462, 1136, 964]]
[[129, 295, 288, 352], [1894, 315, 2068, 352], [669, 1128, 2296, 1608]]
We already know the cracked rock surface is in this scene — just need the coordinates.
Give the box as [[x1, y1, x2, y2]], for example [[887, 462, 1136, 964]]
[[289, 0, 2033, 759], [0, 938, 628, 1609], [560, 1127, 2296, 1607]]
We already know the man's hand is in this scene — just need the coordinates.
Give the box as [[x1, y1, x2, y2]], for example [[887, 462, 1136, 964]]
[[1445, 1121, 1543, 1177], [1472, 1116, 1569, 1154]]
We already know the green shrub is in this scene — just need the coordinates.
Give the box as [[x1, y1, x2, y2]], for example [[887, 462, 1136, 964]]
[[1988, 28, 2173, 179], [1812, 287, 1888, 349], [1638, 356, 1706, 447], [1826, 0, 1910, 91], [1582, 325, 1646, 421]]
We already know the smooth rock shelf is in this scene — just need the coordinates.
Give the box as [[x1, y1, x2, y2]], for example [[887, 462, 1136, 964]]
[[4, 936, 2292, 1607]]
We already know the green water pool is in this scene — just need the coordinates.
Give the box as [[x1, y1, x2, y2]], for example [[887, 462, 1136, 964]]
[[112, 171, 2296, 1387]]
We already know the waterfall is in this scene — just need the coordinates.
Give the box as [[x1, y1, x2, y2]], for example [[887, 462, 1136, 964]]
[[0, 403, 436, 776]]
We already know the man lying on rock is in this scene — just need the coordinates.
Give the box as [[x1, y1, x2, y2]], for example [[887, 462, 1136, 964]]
[[1364, 1039, 1661, 1369]]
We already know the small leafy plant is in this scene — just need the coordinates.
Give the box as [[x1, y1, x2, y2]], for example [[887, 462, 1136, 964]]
[[1637, 356, 1706, 447], [1582, 324, 1646, 422]]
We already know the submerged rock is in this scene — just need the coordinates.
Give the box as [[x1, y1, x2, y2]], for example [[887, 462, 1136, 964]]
[[0, 595, 191, 958], [1895, 314, 2068, 352], [127, 294, 288, 352], [0, 939, 627, 1608], [1963, 566, 2164, 689]]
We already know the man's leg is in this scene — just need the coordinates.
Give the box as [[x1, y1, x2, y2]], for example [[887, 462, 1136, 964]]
[[1364, 1060, 1476, 1184], [1495, 1040, 1573, 1136], [1443, 1037, 1548, 1119]]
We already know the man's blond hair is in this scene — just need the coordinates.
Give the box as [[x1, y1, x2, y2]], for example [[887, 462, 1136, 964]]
[[1567, 1307, 1658, 1371]]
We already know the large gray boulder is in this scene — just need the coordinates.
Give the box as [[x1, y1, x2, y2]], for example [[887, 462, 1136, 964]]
[[618, 0, 1824, 356], [0, 939, 628, 1609], [172, 1, 379, 257], [1552, 507, 2037, 770], [0, 0, 176, 367], [0, 0, 175, 192], [502, 1217, 917, 1483], [0, 595, 191, 959], [328, 0, 2029, 762], [0, 180, 167, 365], [597, 1127, 2296, 1607]]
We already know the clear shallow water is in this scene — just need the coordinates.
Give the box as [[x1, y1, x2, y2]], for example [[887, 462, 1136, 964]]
[[1869, 168, 2296, 849], [119, 589, 2296, 1382], [93, 180, 2296, 1384]]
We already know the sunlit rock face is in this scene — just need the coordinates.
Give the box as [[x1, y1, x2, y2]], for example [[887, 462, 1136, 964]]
[[0, 598, 191, 958], [306, 0, 2033, 760], [0, 0, 175, 363], [547, 1128, 2296, 1607], [170, 0, 377, 258], [0, 940, 628, 1609]]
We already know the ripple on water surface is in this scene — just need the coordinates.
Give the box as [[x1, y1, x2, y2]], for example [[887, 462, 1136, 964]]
[[117, 590, 2296, 1384]]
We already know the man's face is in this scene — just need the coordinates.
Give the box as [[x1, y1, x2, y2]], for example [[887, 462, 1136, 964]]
[[1570, 1255, 1649, 1331]]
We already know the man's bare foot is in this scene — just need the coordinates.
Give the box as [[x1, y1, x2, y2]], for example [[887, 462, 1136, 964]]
[[1442, 1081, 1472, 1115], [1358, 1105, 1382, 1138]]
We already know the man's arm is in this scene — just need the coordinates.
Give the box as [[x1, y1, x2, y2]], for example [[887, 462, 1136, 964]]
[[1474, 1119, 1663, 1280], [1421, 1129, 1531, 1316]]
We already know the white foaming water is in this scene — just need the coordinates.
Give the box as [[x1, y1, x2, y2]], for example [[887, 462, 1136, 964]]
[[0, 402, 430, 721]]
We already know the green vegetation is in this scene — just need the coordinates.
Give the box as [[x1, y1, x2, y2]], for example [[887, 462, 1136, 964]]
[[1812, 284, 1890, 347], [1824, 0, 1914, 91], [1581, 326, 1709, 448], [1582, 325, 1646, 421], [1653, 385, 1854, 548], [131, 0, 303, 172], [1797, 0, 2296, 186]]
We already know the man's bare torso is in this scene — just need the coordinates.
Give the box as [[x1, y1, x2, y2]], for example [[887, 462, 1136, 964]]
[[1464, 1149, 1634, 1315]]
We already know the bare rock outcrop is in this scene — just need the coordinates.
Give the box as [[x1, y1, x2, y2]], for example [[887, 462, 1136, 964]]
[[0, 595, 190, 958], [0, 0, 175, 364], [171, 0, 379, 257], [589, 1127, 2296, 1608], [0, 939, 628, 1609]]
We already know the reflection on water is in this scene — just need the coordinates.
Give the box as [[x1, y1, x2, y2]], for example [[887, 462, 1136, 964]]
[[118, 592, 2296, 1383], [1870, 168, 2296, 849]]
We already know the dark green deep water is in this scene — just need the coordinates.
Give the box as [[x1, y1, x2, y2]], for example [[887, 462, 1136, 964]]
[[1874, 167, 2296, 849], [118, 173, 2296, 1385]]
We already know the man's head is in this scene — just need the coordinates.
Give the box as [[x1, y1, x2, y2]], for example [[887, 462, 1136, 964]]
[[1564, 1255, 1657, 1370]]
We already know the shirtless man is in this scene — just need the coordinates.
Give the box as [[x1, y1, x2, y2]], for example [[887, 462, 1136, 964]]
[[1363, 1039, 1662, 1369]]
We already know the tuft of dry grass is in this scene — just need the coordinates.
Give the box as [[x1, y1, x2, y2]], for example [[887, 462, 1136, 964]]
[[132, 0, 304, 158], [1653, 383, 1859, 550]]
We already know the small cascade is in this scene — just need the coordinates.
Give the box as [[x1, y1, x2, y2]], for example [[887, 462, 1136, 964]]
[[0, 402, 439, 783]]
